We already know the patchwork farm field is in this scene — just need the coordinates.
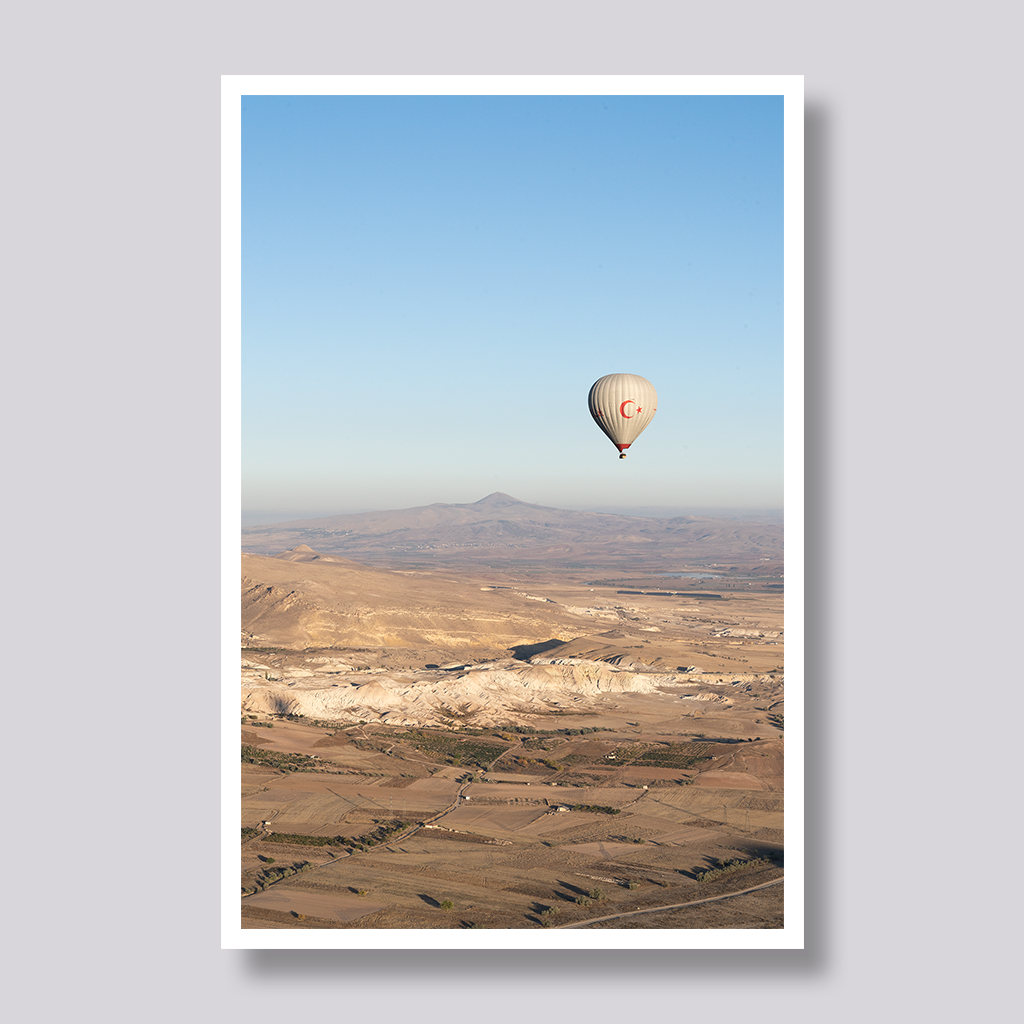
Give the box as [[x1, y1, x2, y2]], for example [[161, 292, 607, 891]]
[[240, 558, 785, 931], [241, 714, 784, 930]]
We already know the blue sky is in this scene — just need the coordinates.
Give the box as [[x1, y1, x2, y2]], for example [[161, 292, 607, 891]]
[[241, 93, 784, 517]]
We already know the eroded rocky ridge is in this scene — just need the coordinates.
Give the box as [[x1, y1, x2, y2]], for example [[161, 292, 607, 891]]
[[241, 652, 777, 729]]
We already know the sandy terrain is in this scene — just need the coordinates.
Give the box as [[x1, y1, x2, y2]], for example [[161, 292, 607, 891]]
[[573, 880, 785, 930], [244, 889, 389, 922], [239, 543, 784, 930]]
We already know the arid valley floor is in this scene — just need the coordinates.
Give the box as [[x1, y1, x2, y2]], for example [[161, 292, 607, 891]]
[[239, 495, 785, 930]]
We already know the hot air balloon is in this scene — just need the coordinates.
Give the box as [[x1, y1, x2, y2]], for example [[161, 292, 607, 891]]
[[588, 373, 658, 459]]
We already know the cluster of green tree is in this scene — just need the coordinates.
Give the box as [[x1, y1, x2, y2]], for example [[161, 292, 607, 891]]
[[263, 832, 339, 848], [539, 906, 560, 927], [572, 887, 607, 908], [242, 860, 312, 895], [547, 752, 589, 767], [496, 724, 607, 737], [694, 856, 772, 883], [568, 804, 621, 815], [241, 745, 319, 770], [398, 722, 610, 739], [632, 742, 713, 769], [397, 730, 508, 770], [256, 818, 408, 850], [520, 736, 557, 750]]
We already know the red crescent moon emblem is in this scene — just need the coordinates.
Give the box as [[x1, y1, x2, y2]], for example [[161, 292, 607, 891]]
[[619, 400, 637, 418]]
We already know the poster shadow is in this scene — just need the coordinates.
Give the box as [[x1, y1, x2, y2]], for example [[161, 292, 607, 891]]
[[240, 98, 833, 980]]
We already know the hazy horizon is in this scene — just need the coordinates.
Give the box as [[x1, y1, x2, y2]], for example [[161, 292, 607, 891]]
[[241, 491, 784, 528]]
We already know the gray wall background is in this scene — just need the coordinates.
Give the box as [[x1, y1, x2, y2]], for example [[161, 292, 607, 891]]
[[4, 2, 1016, 1020]]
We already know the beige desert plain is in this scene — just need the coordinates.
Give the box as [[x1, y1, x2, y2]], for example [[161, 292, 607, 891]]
[[239, 494, 785, 929]]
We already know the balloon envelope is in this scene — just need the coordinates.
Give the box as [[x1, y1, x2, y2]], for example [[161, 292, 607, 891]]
[[588, 374, 658, 457]]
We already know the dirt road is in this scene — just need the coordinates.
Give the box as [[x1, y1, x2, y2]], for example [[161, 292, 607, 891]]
[[554, 876, 783, 928]]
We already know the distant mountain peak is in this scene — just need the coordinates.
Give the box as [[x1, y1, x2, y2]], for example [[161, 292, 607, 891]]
[[241, 494, 783, 568], [474, 492, 523, 506]]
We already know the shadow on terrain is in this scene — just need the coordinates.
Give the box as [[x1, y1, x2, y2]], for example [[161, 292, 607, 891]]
[[509, 639, 565, 661], [676, 849, 785, 881], [417, 894, 441, 908], [678, 856, 727, 880], [738, 844, 784, 864], [556, 880, 589, 900]]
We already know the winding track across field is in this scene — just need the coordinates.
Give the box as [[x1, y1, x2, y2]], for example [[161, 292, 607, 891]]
[[554, 876, 783, 928]]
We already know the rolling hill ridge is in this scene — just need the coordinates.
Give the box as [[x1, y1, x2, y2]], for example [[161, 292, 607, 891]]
[[241, 492, 783, 572]]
